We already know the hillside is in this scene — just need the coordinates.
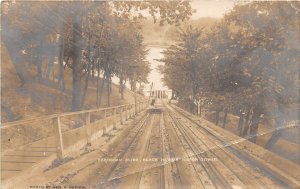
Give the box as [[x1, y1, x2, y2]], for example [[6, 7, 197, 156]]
[[1, 44, 146, 123]]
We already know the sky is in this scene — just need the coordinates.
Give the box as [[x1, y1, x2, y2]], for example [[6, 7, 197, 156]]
[[190, 0, 236, 19]]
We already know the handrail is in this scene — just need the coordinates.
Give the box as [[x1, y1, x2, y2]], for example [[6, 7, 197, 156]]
[[1, 101, 147, 129]]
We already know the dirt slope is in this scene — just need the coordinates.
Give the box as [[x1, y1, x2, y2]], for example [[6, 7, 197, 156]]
[[1, 44, 145, 122]]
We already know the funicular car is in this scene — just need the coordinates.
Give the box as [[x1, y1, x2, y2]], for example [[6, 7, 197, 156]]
[[148, 98, 162, 114]]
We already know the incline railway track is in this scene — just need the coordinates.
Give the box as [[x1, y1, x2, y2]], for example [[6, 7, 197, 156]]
[[159, 113, 166, 189], [166, 104, 300, 189], [98, 113, 151, 189], [167, 106, 271, 188], [96, 112, 167, 189], [167, 111, 233, 189], [131, 113, 157, 189], [9, 103, 300, 189]]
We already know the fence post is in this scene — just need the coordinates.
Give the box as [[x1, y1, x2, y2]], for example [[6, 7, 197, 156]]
[[54, 116, 64, 159], [120, 106, 124, 125], [86, 112, 91, 145], [103, 109, 107, 135], [113, 108, 117, 130]]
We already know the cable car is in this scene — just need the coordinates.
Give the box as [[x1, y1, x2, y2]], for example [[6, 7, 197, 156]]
[[148, 98, 162, 114]]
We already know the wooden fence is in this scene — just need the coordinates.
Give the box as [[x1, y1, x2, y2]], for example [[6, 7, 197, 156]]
[[1, 101, 149, 159]]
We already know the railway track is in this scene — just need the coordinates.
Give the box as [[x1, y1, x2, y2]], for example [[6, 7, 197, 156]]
[[132, 114, 157, 189], [159, 113, 166, 189], [167, 106, 275, 188], [166, 104, 300, 189], [21, 104, 299, 189], [168, 111, 230, 189], [161, 111, 184, 189], [98, 113, 151, 189]]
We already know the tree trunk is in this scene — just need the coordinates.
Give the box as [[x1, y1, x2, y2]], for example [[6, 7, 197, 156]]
[[91, 61, 95, 78], [265, 104, 284, 149], [99, 72, 106, 106], [37, 61, 43, 83], [58, 33, 65, 91], [238, 109, 244, 134], [119, 76, 125, 100], [189, 100, 194, 114], [45, 49, 55, 84], [249, 103, 263, 143], [196, 101, 199, 116], [107, 73, 111, 107], [215, 110, 220, 126], [222, 108, 228, 128], [80, 63, 91, 107], [241, 107, 251, 136], [36, 42, 44, 83], [71, 13, 83, 111], [80, 33, 92, 107], [199, 100, 202, 117], [96, 64, 101, 107]]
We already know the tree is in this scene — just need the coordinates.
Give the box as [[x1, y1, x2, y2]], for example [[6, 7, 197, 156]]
[[3, 1, 193, 111], [224, 1, 300, 143], [160, 1, 300, 146]]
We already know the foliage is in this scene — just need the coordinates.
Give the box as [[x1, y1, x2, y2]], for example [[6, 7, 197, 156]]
[[160, 1, 300, 145], [2, 1, 192, 110]]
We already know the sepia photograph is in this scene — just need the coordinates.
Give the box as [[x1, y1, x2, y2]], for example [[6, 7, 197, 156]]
[[1, 0, 300, 188]]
